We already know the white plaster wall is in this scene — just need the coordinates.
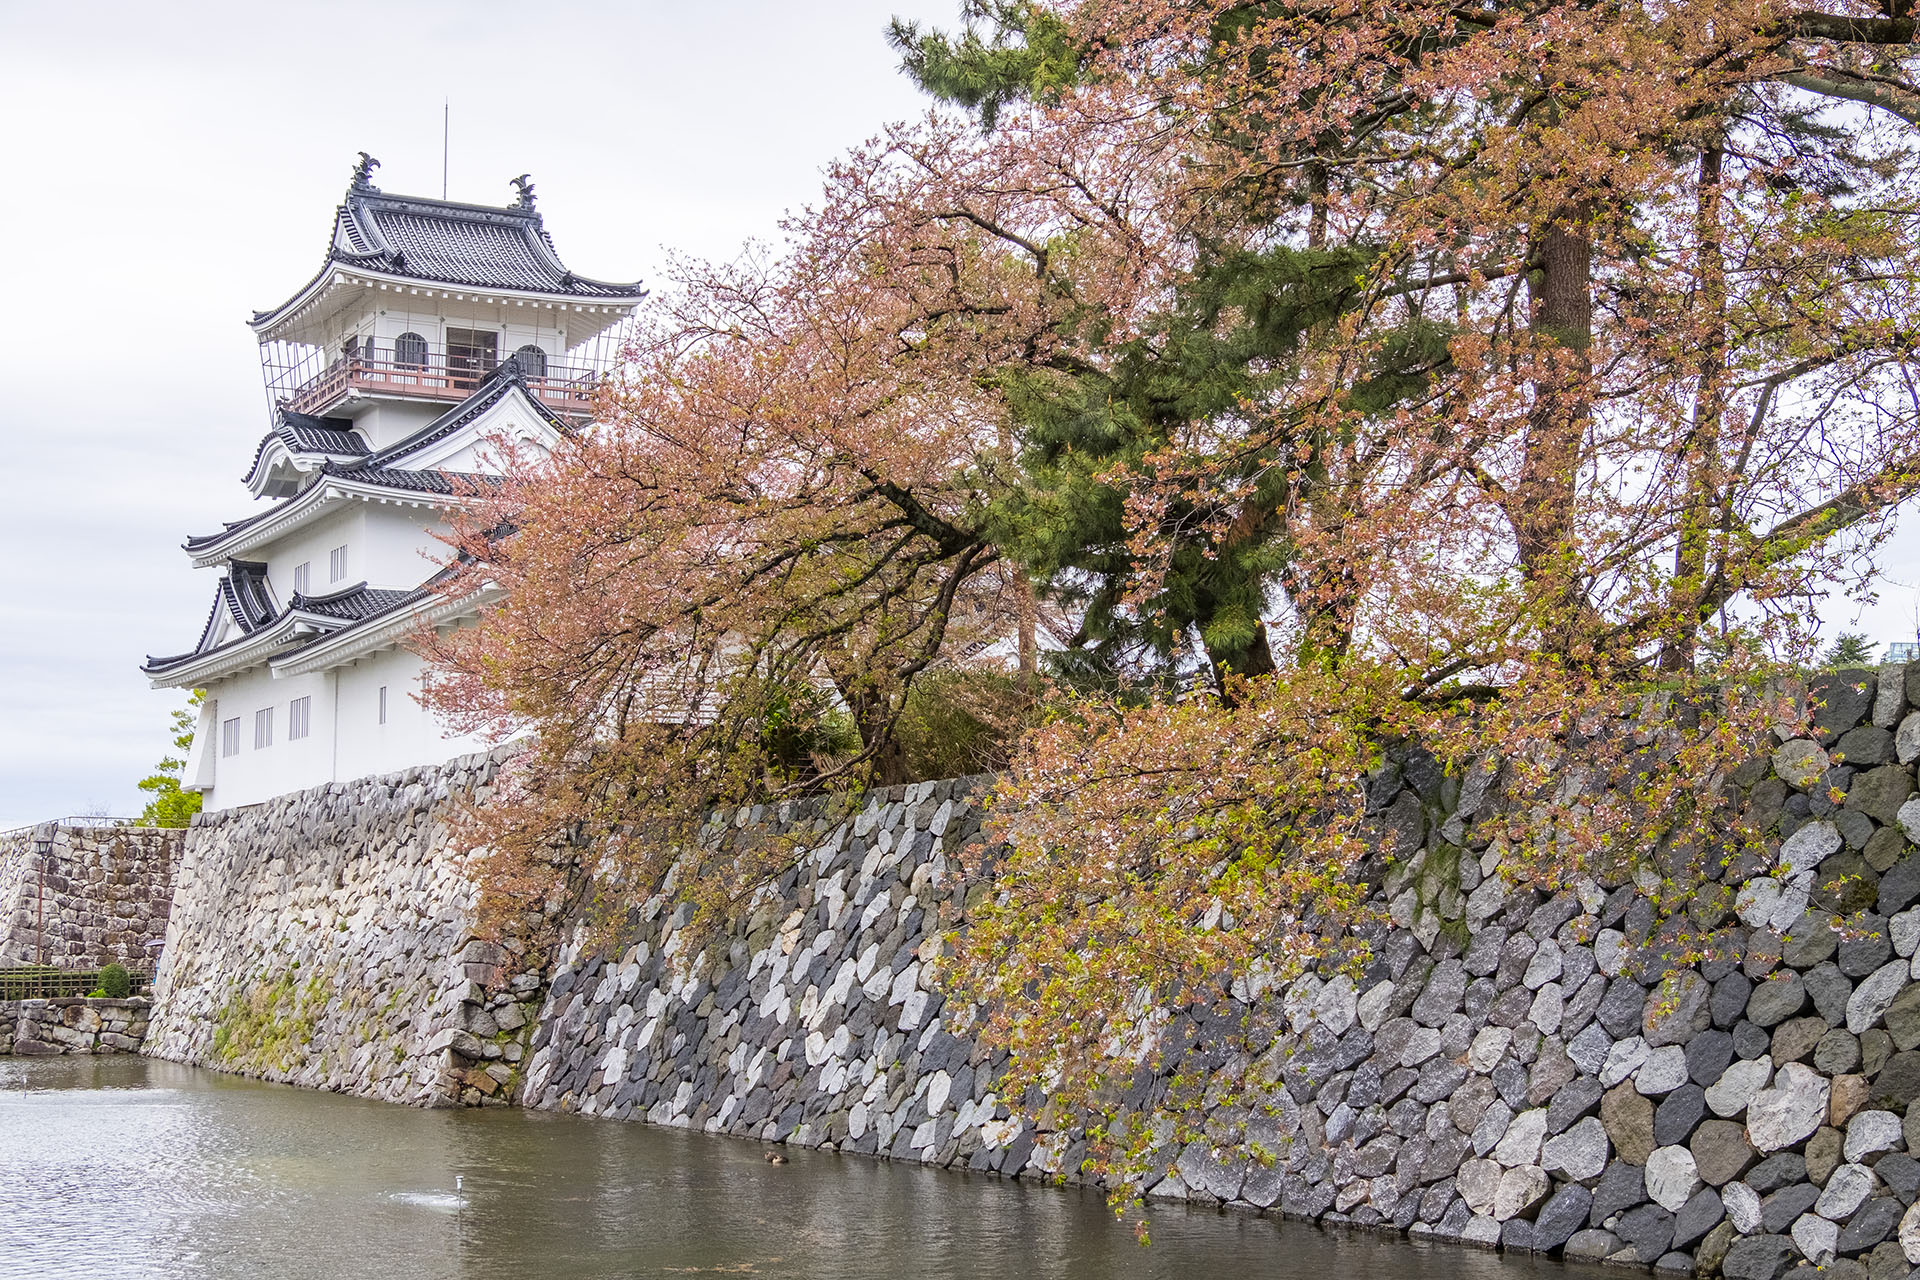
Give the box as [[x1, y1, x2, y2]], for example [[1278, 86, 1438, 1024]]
[[346, 400, 443, 451], [255, 505, 367, 600], [201, 646, 490, 811], [337, 505, 451, 589], [333, 647, 491, 783], [199, 666, 336, 810], [250, 504, 449, 601]]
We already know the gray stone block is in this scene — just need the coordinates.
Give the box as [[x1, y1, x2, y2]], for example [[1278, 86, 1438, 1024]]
[[1839, 1196, 1905, 1253], [1564, 1227, 1624, 1261], [1672, 1186, 1726, 1250], [1721, 1234, 1797, 1280], [1614, 1202, 1676, 1260], [1548, 1076, 1605, 1133], [1807, 964, 1856, 1026], [1749, 972, 1810, 1027], [1591, 1159, 1648, 1225], [1760, 1182, 1821, 1233], [1689, 1028, 1736, 1085], [1736, 1019, 1774, 1059], [1656, 1084, 1708, 1146]]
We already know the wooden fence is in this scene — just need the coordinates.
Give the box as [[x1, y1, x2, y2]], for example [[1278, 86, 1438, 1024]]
[[0, 967, 152, 1001]]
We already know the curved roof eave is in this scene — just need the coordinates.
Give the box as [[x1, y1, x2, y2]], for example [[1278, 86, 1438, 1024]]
[[143, 607, 346, 687], [183, 472, 480, 567], [241, 431, 366, 491], [268, 580, 497, 678], [250, 262, 646, 341]]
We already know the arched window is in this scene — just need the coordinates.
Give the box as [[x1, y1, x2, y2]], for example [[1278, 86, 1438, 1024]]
[[509, 344, 548, 378], [393, 332, 428, 369]]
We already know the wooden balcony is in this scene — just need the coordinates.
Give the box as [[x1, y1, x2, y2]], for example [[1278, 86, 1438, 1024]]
[[281, 349, 604, 418]]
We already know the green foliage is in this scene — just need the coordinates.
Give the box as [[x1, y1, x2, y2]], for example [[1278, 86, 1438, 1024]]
[[894, 669, 1040, 780], [990, 245, 1447, 682], [97, 963, 130, 1000], [137, 691, 204, 828], [1822, 632, 1877, 668], [889, 1, 1084, 129], [757, 680, 862, 782]]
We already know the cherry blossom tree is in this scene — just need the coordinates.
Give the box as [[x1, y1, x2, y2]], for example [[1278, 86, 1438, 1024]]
[[426, 0, 1920, 1192], [897, 0, 1920, 1189]]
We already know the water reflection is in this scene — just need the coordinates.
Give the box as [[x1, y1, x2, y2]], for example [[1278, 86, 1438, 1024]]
[[0, 1058, 1605, 1279]]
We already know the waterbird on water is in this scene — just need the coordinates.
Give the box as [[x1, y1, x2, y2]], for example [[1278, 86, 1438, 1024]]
[[765, 1152, 787, 1165]]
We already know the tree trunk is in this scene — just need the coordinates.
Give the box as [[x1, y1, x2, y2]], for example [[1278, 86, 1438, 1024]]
[[1508, 207, 1595, 650], [1659, 144, 1726, 674], [1015, 570, 1038, 697], [1306, 160, 1329, 250], [1283, 552, 1356, 669], [824, 663, 910, 787]]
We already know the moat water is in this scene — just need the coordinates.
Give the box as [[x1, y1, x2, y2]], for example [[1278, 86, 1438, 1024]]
[[0, 1057, 1607, 1279]]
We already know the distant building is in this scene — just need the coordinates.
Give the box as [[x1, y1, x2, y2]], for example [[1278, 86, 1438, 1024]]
[[144, 156, 645, 809], [1888, 642, 1920, 664]]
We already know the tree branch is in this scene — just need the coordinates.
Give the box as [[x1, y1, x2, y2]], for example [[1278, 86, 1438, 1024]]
[[1790, 11, 1917, 43], [1776, 70, 1920, 122]]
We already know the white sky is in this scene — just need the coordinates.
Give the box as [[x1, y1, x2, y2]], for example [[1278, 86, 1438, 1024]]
[[0, 0, 1913, 827], [0, 0, 955, 825]]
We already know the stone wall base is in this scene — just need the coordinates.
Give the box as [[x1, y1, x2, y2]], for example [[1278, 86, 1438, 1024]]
[[2, 997, 151, 1055]]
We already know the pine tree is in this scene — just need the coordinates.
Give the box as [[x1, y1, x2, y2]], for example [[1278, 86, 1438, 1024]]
[[1823, 633, 1878, 669]]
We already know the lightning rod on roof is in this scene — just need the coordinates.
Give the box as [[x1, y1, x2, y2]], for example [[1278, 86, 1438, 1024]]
[[442, 99, 449, 200]]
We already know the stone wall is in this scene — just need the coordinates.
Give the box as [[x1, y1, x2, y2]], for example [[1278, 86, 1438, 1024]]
[[143, 749, 542, 1107], [139, 661, 1920, 1278], [1, 998, 151, 1055], [0, 823, 182, 969], [522, 667, 1920, 1280]]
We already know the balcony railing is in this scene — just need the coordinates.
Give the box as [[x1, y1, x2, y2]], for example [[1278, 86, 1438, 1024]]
[[280, 348, 606, 418]]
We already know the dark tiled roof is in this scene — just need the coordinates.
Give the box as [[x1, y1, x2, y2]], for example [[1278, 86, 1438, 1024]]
[[272, 562, 491, 667], [226, 561, 277, 630], [194, 365, 548, 558], [176, 560, 280, 657], [321, 465, 499, 495], [184, 510, 274, 554], [189, 461, 488, 553], [242, 412, 368, 486], [254, 179, 645, 326], [151, 562, 281, 671], [289, 584, 417, 621], [144, 581, 421, 675], [280, 413, 368, 455]]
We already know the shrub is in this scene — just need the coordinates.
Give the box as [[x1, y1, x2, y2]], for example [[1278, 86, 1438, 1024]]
[[97, 963, 131, 1000], [756, 681, 861, 781], [895, 669, 1038, 781]]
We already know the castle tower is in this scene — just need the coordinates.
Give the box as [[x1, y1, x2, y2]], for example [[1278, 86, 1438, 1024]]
[[144, 156, 645, 809]]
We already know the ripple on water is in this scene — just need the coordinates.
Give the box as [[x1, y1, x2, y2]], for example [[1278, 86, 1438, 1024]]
[[0, 1057, 1612, 1280]]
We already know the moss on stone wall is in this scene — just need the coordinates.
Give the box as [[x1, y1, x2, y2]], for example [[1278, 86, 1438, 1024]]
[[211, 969, 333, 1075]]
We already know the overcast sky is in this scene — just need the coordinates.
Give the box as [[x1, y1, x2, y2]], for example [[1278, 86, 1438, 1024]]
[[0, 0, 955, 825], [1, 1, 1915, 827]]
